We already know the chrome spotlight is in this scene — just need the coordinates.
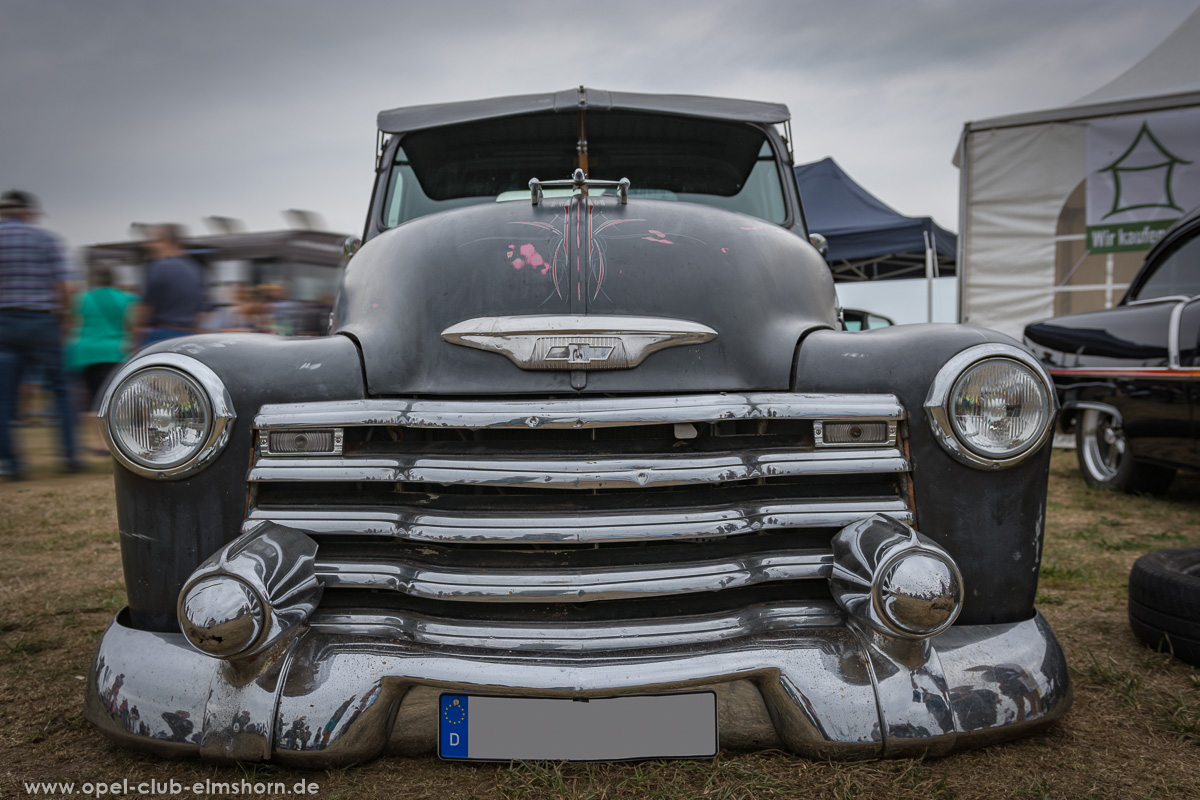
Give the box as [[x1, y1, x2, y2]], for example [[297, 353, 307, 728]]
[[178, 523, 322, 660], [830, 514, 963, 639], [179, 576, 265, 658]]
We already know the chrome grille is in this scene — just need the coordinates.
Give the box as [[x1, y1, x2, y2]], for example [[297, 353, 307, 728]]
[[247, 393, 911, 648]]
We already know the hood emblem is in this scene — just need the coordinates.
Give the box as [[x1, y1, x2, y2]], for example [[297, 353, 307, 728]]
[[441, 315, 717, 371]]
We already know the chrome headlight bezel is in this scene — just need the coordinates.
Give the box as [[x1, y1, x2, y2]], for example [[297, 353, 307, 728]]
[[98, 353, 236, 479], [924, 343, 1056, 470]]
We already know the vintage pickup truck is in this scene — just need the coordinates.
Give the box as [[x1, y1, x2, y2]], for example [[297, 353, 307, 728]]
[[86, 87, 1070, 763]]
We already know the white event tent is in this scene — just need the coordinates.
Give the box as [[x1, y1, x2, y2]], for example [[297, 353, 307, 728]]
[[955, 7, 1200, 339]]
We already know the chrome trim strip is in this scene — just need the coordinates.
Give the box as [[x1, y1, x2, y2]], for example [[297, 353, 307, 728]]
[[1167, 297, 1200, 370], [254, 392, 905, 430], [1126, 294, 1193, 307], [440, 315, 718, 371], [246, 497, 914, 543], [1048, 367, 1200, 379], [308, 601, 843, 650], [924, 344, 1057, 471], [315, 550, 832, 603], [97, 353, 236, 480], [249, 447, 910, 488]]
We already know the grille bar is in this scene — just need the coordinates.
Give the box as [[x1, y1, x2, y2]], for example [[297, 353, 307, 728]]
[[315, 549, 831, 603], [247, 498, 913, 543], [249, 447, 909, 488], [254, 392, 904, 430], [308, 601, 844, 651]]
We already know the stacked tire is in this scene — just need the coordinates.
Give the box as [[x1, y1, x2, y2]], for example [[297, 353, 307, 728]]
[[1128, 548, 1200, 667]]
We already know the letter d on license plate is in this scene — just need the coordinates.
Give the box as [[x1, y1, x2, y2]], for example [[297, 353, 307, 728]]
[[439, 692, 717, 761]]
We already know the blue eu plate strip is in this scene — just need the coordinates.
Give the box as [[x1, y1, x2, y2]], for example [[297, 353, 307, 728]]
[[440, 694, 469, 757]]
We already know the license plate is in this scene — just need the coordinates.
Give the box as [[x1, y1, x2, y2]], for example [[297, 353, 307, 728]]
[[438, 692, 718, 761]]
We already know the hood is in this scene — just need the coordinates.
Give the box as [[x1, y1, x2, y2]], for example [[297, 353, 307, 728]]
[[1024, 302, 1175, 364], [334, 197, 837, 395]]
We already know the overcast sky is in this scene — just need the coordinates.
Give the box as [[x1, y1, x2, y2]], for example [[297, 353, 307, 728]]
[[2, 0, 1198, 252]]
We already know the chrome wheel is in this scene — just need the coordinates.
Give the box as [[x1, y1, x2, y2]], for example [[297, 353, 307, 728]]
[[1078, 409, 1125, 482], [1074, 407, 1175, 494]]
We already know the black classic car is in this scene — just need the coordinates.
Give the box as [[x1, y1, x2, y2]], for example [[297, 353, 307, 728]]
[[842, 308, 895, 331], [86, 88, 1070, 764], [1025, 206, 1200, 492]]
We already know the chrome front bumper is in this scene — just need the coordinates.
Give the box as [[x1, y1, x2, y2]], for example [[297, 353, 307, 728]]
[[86, 609, 1071, 765]]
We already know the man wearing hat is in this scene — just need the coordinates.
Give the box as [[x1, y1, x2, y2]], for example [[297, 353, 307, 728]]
[[0, 190, 83, 479]]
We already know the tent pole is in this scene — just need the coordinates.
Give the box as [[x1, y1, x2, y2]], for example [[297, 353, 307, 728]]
[[924, 230, 935, 322]]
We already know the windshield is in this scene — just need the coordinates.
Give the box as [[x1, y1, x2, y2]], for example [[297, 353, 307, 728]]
[[382, 110, 786, 229], [1129, 230, 1200, 302]]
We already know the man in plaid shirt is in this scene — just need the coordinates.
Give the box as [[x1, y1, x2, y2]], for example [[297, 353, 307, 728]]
[[0, 190, 82, 479]]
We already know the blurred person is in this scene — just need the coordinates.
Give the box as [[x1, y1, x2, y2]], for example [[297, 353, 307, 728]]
[[68, 264, 136, 454], [258, 283, 299, 335], [210, 283, 262, 332], [0, 189, 83, 479], [17, 361, 49, 426], [138, 224, 206, 346]]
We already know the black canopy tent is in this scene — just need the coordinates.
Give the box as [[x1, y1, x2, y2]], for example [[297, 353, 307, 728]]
[[795, 158, 956, 282]]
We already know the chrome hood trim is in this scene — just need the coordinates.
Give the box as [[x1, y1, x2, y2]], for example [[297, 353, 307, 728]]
[[440, 314, 717, 370]]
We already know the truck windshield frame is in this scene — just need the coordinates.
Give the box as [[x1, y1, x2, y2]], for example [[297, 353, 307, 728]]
[[380, 110, 788, 230]]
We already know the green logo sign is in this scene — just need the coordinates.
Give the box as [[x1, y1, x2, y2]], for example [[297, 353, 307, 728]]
[[1088, 121, 1192, 253], [1100, 122, 1191, 219]]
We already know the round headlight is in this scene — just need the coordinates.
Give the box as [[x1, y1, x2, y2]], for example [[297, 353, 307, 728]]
[[925, 344, 1056, 469], [109, 368, 211, 468], [948, 359, 1050, 458], [100, 354, 235, 478]]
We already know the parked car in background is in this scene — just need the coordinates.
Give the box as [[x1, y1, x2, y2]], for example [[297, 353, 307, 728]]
[[1025, 206, 1200, 492], [86, 88, 1070, 765], [842, 308, 895, 331]]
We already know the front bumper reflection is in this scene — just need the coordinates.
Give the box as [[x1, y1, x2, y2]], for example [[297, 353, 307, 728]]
[[85, 609, 1071, 765]]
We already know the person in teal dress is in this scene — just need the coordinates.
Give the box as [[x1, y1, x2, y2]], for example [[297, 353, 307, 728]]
[[68, 265, 136, 453]]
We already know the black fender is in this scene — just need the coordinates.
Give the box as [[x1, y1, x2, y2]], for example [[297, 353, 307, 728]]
[[793, 324, 1052, 625], [112, 333, 366, 631]]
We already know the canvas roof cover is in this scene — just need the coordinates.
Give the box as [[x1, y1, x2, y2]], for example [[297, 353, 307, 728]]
[[795, 157, 956, 281], [378, 87, 790, 134]]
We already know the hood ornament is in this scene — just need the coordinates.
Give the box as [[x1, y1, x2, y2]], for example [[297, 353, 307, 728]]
[[529, 169, 630, 206], [441, 315, 717, 371]]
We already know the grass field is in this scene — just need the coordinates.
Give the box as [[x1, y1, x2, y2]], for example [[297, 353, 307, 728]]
[[1, 427, 1198, 799]]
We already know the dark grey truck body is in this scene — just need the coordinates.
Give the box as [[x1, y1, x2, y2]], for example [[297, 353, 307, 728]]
[[87, 88, 1069, 764]]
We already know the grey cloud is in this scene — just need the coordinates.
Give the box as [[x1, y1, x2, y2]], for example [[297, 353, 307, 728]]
[[2, 0, 1197, 247]]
